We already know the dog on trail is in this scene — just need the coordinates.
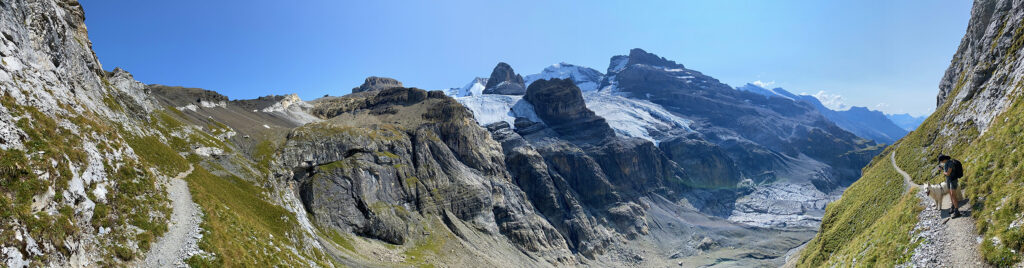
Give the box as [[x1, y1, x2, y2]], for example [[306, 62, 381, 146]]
[[923, 182, 963, 209]]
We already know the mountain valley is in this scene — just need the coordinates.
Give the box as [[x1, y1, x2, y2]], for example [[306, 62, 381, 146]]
[[0, 0, 1005, 267]]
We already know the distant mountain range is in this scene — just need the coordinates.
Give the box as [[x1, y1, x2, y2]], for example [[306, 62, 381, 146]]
[[736, 84, 912, 144], [886, 113, 928, 131]]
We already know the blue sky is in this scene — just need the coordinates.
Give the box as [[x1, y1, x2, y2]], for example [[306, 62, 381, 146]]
[[81, 1, 970, 116]]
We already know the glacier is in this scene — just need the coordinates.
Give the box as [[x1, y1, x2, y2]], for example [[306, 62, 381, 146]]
[[524, 63, 604, 92]]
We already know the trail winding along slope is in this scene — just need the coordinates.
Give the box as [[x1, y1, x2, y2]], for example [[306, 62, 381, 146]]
[[892, 151, 987, 268], [143, 165, 200, 267]]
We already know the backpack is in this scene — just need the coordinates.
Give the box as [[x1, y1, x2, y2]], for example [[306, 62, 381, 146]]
[[949, 159, 964, 180]]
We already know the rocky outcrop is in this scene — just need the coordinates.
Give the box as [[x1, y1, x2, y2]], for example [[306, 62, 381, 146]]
[[482, 62, 526, 95], [486, 121, 613, 258], [935, 0, 1023, 133], [659, 134, 742, 189], [281, 87, 575, 264], [524, 78, 615, 142], [0, 0, 174, 266], [352, 76, 403, 93]]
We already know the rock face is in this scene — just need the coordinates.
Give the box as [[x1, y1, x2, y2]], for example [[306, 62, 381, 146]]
[[281, 87, 575, 264], [0, 0, 173, 266], [486, 121, 614, 258], [658, 134, 742, 189], [524, 78, 616, 142], [482, 62, 526, 95], [352, 76, 403, 93], [936, 0, 1023, 133]]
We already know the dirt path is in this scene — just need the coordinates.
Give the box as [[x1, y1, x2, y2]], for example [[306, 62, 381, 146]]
[[890, 150, 918, 191], [891, 150, 989, 267], [142, 165, 202, 268]]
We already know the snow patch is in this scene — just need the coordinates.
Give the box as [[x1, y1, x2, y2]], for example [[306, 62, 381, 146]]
[[455, 94, 541, 127], [448, 77, 487, 97], [609, 56, 629, 73], [737, 83, 796, 101], [584, 91, 694, 143]]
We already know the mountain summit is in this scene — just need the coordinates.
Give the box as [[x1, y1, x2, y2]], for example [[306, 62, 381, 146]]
[[352, 76, 403, 93], [482, 62, 527, 95]]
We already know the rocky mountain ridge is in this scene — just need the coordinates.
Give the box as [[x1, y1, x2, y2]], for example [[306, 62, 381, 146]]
[[737, 83, 910, 144], [352, 76, 403, 93]]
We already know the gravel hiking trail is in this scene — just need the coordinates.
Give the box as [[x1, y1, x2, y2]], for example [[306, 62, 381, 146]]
[[892, 150, 989, 267], [143, 165, 202, 267]]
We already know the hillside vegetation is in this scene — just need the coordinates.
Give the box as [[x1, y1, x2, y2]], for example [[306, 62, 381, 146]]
[[797, 147, 922, 267], [800, 0, 1024, 265]]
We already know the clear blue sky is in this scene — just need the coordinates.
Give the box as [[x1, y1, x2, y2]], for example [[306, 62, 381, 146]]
[[81, 0, 970, 116]]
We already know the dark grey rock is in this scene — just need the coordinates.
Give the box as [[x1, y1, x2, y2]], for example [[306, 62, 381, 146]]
[[482, 62, 526, 95], [352, 76, 403, 93]]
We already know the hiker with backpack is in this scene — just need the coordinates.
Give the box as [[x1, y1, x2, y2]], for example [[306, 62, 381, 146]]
[[938, 154, 964, 218]]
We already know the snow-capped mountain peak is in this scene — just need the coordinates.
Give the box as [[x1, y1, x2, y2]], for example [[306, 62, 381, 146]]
[[447, 77, 488, 97], [524, 62, 604, 92], [736, 83, 798, 100]]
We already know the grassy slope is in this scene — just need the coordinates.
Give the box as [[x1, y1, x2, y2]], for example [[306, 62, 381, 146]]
[[144, 108, 334, 267], [1, 92, 175, 265], [801, 69, 1024, 266], [892, 81, 1024, 266], [797, 148, 922, 267]]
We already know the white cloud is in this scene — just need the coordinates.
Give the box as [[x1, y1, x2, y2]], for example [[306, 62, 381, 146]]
[[875, 102, 890, 109], [811, 90, 850, 111], [752, 80, 775, 88]]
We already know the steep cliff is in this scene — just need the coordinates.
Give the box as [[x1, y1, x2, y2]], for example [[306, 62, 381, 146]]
[[0, 1, 335, 267], [280, 87, 575, 266]]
